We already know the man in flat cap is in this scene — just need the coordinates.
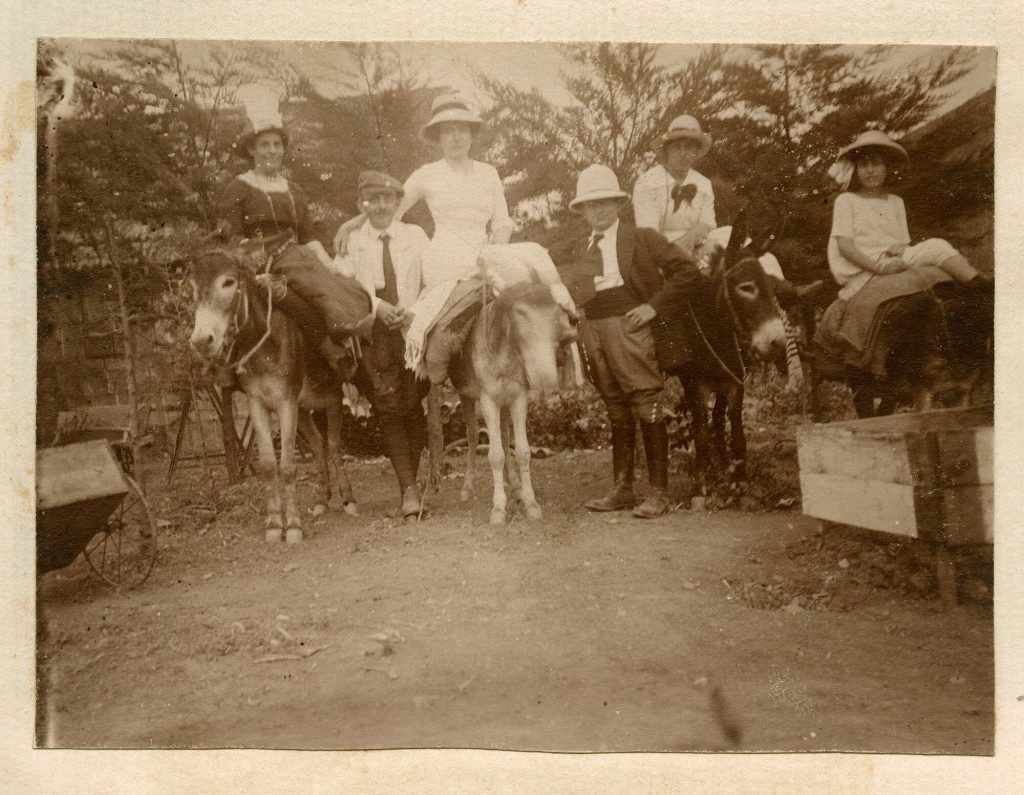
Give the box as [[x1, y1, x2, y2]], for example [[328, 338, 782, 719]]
[[334, 171, 430, 519]]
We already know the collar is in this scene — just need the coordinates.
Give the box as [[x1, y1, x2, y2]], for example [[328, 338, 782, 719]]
[[367, 219, 402, 241], [666, 167, 694, 187], [238, 170, 291, 193], [591, 219, 619, 244]]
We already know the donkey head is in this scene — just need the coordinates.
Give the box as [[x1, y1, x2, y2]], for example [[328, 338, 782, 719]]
[[710, 209, 788, 366], [490, 282, 575, 397], [189, 241, 249, 359]]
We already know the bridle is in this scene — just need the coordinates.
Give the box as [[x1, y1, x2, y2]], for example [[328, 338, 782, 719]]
[[685, 253, 757, 387], [197, 245, 278, 375]]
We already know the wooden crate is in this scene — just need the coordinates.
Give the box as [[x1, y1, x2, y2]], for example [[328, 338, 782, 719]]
[[36, 440, 129, 572], [797, 404, 992, 547]]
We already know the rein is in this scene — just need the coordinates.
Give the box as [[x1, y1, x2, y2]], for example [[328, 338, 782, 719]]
[[213, 240, 285, 374], [686, 257, 749, 387]]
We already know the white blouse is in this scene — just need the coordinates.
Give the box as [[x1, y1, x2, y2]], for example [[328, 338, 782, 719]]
[[828, 191, 911, 299], [632, 164, 716, 244], [398, 159, 513, 287]]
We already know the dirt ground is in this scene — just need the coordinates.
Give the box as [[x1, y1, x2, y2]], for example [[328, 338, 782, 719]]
[[37, 445, 994, 753]]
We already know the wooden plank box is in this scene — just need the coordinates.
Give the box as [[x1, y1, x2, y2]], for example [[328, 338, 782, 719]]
[[797, 405, 992, 547], [36, 440, 129, 572]]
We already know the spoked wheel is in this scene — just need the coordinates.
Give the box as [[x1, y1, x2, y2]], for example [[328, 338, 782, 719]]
[[83, 475, 158, 589]]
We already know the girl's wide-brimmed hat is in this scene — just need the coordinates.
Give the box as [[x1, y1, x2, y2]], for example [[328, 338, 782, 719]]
[[419, 93, 483, 144], [836, 130, 909, 163], [237, 85, 289, 149], [659, 114, 712, 159], [568, 164, 630, 211], [829, 130, 909, 189]]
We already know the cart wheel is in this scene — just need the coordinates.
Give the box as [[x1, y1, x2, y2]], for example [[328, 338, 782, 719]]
[[83, 475, 157, 589]]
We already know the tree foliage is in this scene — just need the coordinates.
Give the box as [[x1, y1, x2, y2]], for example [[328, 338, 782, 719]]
[[480, 43, 979, 277]]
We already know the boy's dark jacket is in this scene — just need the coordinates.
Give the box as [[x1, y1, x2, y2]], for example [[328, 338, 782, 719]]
[[555, 220, 703, 371]]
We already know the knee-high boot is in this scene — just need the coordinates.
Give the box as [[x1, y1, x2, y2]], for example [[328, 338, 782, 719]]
[[584, 422, 637, 511], [633, 421, 670, 518]]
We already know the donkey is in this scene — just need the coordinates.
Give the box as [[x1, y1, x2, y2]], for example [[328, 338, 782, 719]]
[[453, 281, 578, 524], [189, 240, 364, 542], [670, 216, 790, 484], [810, 282, 994, 418]]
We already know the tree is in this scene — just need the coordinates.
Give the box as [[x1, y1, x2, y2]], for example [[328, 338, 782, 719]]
[[39, 39, 286, 462], [480, 43, 737, 214], [717, 45, 977, 277], [479, 43, 979, 279]]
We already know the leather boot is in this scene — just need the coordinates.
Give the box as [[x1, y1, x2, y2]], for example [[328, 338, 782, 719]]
[[633, 421, 670, 518], [585, 422, 637, 511]]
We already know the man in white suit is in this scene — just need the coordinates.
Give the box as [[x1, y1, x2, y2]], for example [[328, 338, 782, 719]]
[[633, 115, 717, 258], [633, 114, 821, 304], [334, 171, 430, 519]]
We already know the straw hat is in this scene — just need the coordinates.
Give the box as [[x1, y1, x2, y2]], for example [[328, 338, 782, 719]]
[[836, 130, 908, 163], [659, 115, 712, 159], [568, 165, 630, 211], [419, 93, 483, 144]]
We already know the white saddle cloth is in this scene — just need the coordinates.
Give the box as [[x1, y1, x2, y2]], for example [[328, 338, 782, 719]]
[[404, 242, 576, 372]]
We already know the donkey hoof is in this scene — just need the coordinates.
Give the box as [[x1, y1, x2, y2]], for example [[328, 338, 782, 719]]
[[489, 508, 506, 525], [311, 503, 328, 517], [285, 527, 304, 544], [265, 527, 284, 543], [525, 504, 543, 521], [343, 501, 359, 516]]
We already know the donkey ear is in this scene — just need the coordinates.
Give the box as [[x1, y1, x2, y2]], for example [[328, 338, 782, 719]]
[[756, 209, 790, 256], [725, 207, 749, 258]]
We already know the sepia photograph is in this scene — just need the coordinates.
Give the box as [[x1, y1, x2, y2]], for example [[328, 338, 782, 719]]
[[29, 36, 1000, 758]]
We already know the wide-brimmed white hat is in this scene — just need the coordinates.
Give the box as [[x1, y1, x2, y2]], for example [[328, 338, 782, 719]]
[[659, 114, 712, 159], [836, 130, 909, 163], [419, 93, 483, 144], [568, 164, 630, 211]]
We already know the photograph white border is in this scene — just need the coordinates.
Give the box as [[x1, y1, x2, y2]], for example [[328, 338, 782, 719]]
[[3, 0, 1023, 791]]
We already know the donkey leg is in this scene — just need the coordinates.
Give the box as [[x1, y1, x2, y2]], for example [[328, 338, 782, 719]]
[[502, 410, 522, 507], [460, 396, 477, 503], [249, 401, 283, 542], [479, 394, 508, 525], [686, 381, 713, 491], [727, 385, 747, 480], [848, 371, 878, 418], [299, 409, 331, 516], [710, 390, 727, 467], [278, 400, 304, 543], [327, 402, 358, 514], [511, 393, 541, 520]]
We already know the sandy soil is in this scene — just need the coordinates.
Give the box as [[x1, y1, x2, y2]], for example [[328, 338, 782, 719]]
[[37, 449, 993, 753]]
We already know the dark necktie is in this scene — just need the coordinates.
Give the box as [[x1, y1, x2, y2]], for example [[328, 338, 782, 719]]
[[380, 233, 398, 306], [589, 232, 602, 270], [671, 183, 698, 213], [576, 233, 604, 306]]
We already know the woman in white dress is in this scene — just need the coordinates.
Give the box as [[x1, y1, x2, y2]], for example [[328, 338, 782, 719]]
[[335, 93, 516, 381]]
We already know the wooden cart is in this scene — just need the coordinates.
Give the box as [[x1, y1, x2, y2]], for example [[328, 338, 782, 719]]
[[37, 439, 157, 589], [797, 404, 993, 607]]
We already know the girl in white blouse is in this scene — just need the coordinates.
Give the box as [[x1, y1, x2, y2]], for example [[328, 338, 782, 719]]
[[827, 130, 986, 300]]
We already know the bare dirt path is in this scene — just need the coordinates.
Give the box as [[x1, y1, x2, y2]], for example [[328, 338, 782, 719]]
[[38, 451, 993, 753]]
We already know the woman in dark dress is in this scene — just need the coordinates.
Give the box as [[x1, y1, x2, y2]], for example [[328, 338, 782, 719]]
[[217, 110, 370, 352]]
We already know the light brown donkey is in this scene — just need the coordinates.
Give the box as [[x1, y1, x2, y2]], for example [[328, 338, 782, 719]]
[[189, 241, 364, 542], [456, 281, 578, 524]]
